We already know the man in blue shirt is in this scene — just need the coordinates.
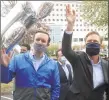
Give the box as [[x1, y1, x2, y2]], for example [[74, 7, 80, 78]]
[[1, 27, 60, 100]]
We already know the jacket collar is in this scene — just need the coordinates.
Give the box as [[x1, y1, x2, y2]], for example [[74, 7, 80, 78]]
[[24, 51, 51, 67]]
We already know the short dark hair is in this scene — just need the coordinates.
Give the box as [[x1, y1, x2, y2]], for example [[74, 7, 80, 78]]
[[56, 48, 62, 57], [85, 31, 103, 43], [21, 44, 30, 50], [28, 23, 51, 45]]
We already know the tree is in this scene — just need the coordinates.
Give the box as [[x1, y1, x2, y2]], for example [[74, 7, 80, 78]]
[[80, 1, 108, 29]]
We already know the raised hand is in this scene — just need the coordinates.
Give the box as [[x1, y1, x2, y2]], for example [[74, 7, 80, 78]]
[[66, 4, 76, 31], [66, 4, 76, 24], [0, 48, 12, 67]]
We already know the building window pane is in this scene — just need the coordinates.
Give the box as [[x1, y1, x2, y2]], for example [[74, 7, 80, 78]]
[[60, 9, 62, 11], [73, 38, 78, 42], [48, 19, 51, 21], [87, 29, 89, 31], [79, 38, 83, 42]]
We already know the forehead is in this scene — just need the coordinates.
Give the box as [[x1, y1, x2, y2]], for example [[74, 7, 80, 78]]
[[35, 32, 49, 39], [86, 34, 100, 42]]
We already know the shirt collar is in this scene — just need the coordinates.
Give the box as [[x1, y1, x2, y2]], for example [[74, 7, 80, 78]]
[[29, 50, 44, 60], [89, 56, 101, 65]]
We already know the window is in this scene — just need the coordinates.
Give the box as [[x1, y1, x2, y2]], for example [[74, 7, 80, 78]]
[[72, 4, 74, 7], [57, 14, 59, 16], [60, 9, 62, 11], [80, 24, 82, 26], [76, 4, 78, 7], [90, 24, 93, 26], [98, 28, 100, 31], [56, 9, 58, 11], [87, 29, 89, 31], [61, 19, 63, 21], [48, 19, 51, 21], [52, 14, 55, 16], [79, 38, 83, 42], [44, 19, 46, 21], [53, 19, 55, 21], [61, 29, 63, 31], [73, 38, 78, 42], [76, 29, 79, 31], [57, 19, 59, 21], [104, 38, 108, 41], [56, 4, 58, 6]]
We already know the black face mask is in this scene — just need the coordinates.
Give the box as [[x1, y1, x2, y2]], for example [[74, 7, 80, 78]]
[[86, 42, 100, 56]]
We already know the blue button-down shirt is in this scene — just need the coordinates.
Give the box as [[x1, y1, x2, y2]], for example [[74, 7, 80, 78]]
[[91, 58, 104, 88], [29, 51, 45, 71]]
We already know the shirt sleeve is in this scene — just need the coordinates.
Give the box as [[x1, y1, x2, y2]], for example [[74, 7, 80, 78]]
[[65, 30, 73, 34]]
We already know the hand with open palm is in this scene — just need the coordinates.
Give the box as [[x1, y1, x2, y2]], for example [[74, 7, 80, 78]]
[[66, 4, 76, 31], [0, 48, 12, 67]]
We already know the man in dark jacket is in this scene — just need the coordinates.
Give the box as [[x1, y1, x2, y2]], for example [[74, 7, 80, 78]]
[[1, 26, 60, 100], [62, 4, 108, 100], [56, 49, 73, 100]]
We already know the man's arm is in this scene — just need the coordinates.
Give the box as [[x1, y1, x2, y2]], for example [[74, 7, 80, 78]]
[[62, 4, 78, 66], [51, 62, 60, 100]]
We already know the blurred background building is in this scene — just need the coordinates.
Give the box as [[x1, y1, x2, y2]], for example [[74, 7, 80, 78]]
[[38, 1, 108, 49]]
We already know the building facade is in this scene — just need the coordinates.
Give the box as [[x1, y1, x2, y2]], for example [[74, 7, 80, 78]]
[[40, 1, 107, 49]]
